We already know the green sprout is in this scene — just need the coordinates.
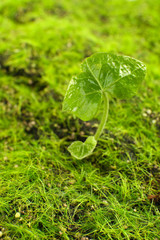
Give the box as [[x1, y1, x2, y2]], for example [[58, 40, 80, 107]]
[[63, 53, 146, 159]]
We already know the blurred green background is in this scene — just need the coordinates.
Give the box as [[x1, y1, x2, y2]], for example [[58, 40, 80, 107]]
[[0, 0, 160, 239]]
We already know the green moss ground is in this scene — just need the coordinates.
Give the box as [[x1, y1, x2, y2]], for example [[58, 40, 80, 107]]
[[0, 0, 160, 239]]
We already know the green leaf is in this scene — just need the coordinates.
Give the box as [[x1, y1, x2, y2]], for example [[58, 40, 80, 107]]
[[63, 53, 146, 121], [68, 136, 97, 160]]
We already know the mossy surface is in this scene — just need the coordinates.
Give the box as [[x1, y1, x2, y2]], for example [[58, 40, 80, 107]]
[[0, 0, 160, 239]]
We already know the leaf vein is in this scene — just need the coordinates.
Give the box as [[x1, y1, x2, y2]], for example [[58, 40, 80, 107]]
[[86, 59, 103, 91], [106, 66, 142, 89]]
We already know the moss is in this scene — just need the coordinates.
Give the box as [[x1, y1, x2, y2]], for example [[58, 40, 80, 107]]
[[0, 0, 160, 239]]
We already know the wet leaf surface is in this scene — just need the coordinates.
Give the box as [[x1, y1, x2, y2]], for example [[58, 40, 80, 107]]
[[63, 53, 146, 121]]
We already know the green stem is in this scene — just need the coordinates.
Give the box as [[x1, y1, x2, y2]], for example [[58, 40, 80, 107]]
[[94, 92, 109, 141]]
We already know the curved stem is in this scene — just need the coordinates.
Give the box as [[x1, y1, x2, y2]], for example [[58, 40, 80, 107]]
[[94, 92, 109, 141]]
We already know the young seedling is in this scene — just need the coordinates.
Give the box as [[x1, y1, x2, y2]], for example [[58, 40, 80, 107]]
[[63, 53, 146, 159]]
